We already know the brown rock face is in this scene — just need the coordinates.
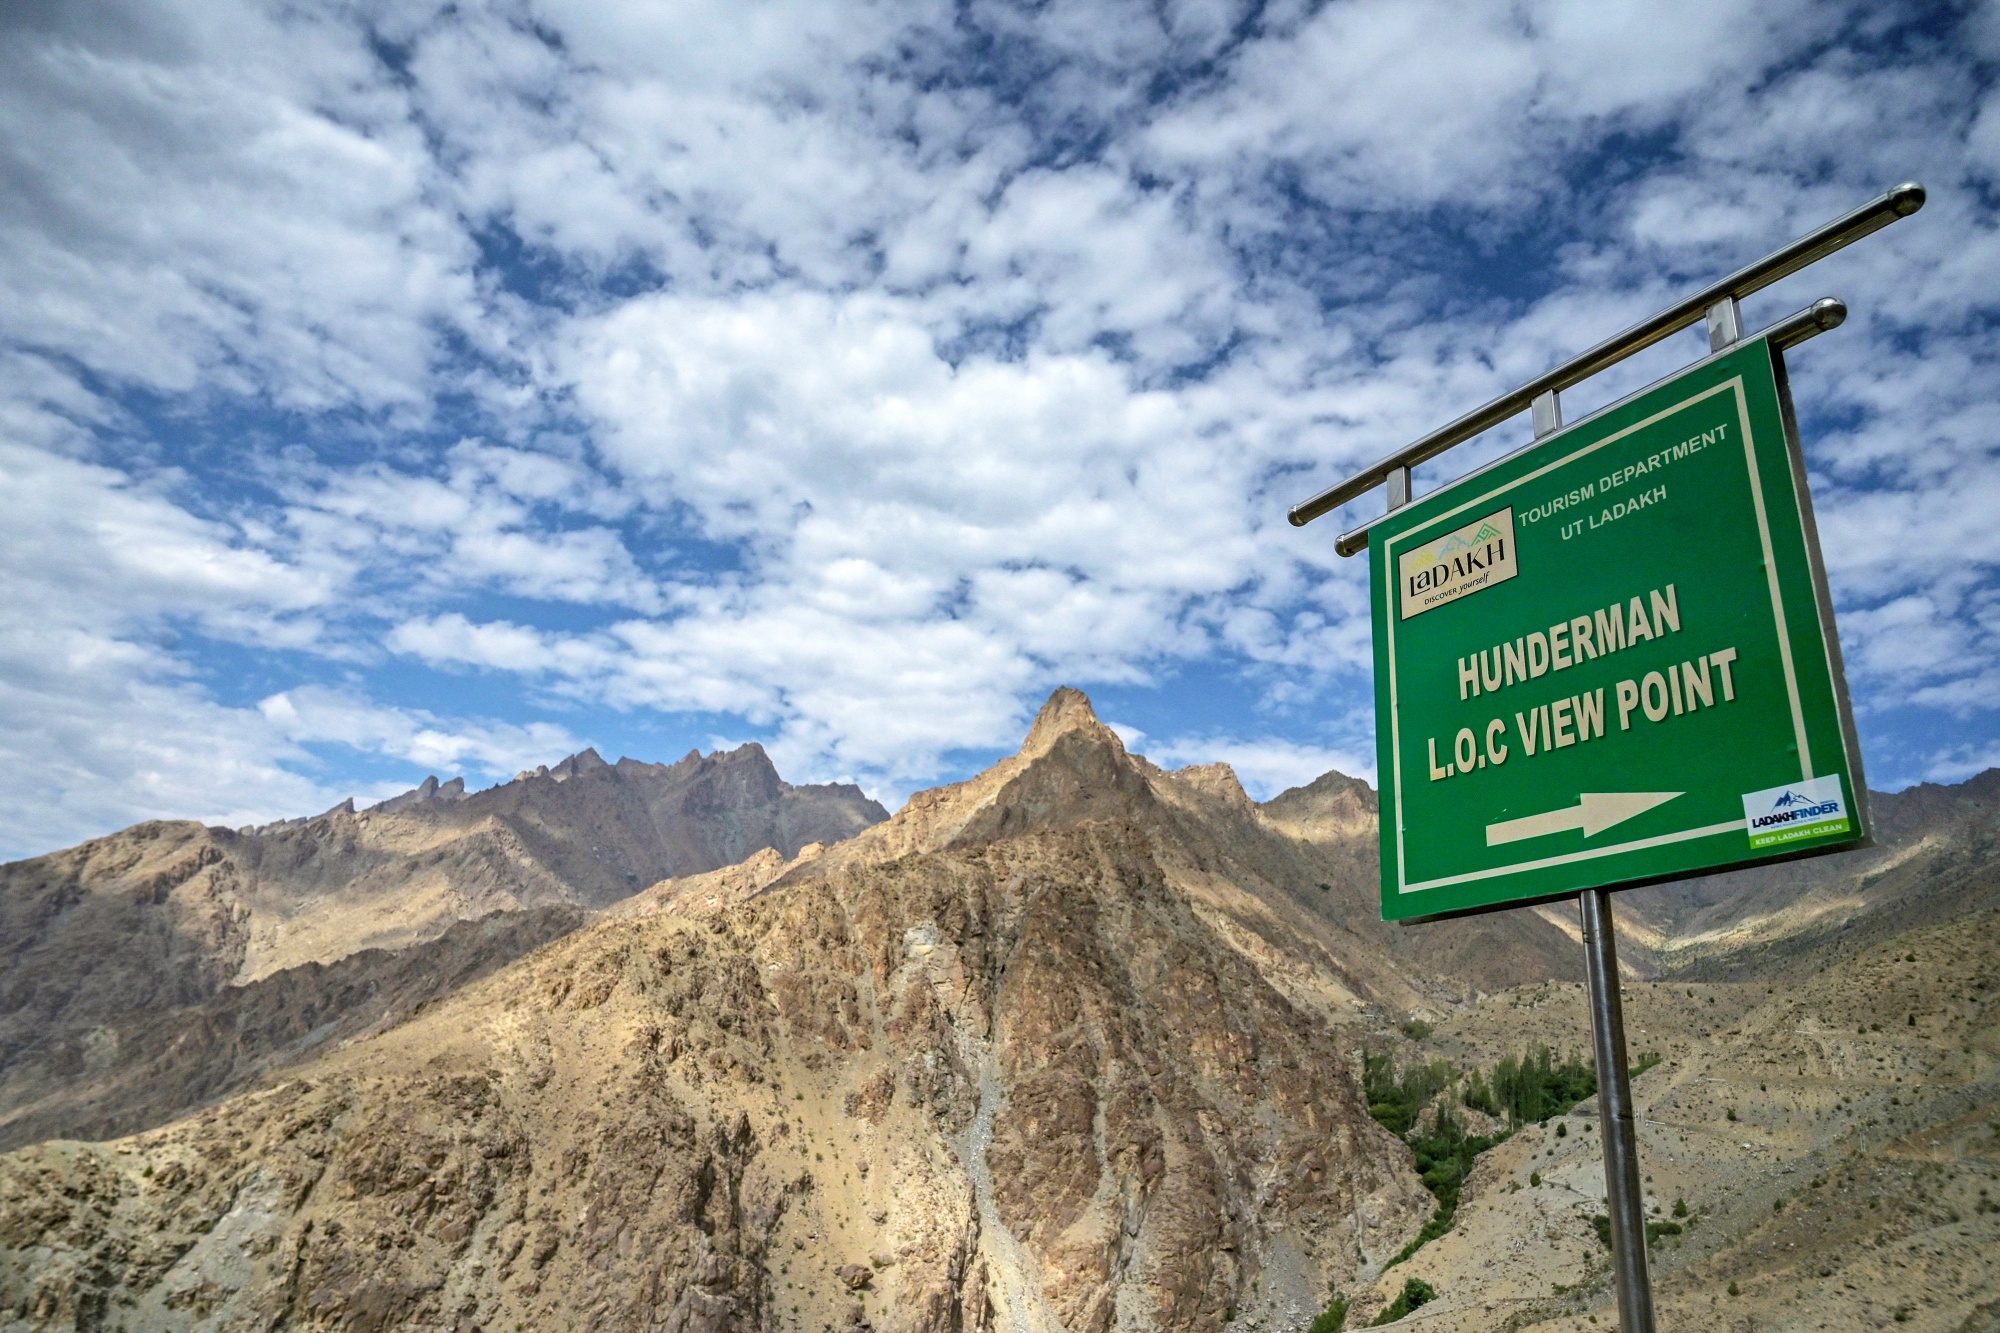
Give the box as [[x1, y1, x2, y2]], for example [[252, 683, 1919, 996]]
[[0, 744, 885, 1151], [0, 906, 586, 1151], [1260, 769, 1377, 843], [0, 838, 1417, 1332]]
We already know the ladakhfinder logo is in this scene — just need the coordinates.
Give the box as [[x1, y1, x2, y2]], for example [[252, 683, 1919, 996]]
[[1740, 775, 1850, 849]]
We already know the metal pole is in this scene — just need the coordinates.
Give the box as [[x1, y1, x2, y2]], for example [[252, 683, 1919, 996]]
[[1580, 887, 1656, 1333], [1326, 297, 1846, 558], [1521, 386, 1657, 1333], [1287, 181, 1922, 531]]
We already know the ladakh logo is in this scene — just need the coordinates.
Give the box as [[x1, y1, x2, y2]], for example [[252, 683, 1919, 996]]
[[1397, 507, 1519, 620], [1740, 775, 1851, 850]]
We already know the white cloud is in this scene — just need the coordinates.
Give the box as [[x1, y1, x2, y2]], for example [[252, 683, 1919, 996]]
[[1145, 0, 1827, 210], [0, 423, 609, 855], [511, 287, 1274, 780], [386, 0, 966, 292], [388, 614, 594, 676], [0, 662, 334, 857], [1918, 737, 2000, 785], [0, 0, 476, 411], [258, 686, 583, 778], [277, 442, 663, 613], [3, 0, 1999, 847], [0, 433, 339, 853]]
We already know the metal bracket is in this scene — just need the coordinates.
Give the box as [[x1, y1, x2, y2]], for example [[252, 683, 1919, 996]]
[[1385, 465, 1412, 511], [1707, 296, 1744, 352], [1530, 389, 1563, 440]]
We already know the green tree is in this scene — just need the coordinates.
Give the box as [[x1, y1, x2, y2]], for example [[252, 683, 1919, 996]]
[[1489, 1045, 1596, 1125], [1383, 1104, 1508, 1268], [1307, 1296, 1349, 1333], [1363, 1053, 1458, 1136], [1461, 1070, 1500, 1117], [1371, 1279, 1437, 1326]]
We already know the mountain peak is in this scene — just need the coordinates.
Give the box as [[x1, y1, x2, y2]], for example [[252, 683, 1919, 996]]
[[548, 747, 608, 781], [369, 774, 469, 814], [1022, 686, 1119, 758], [1261, 768, 1378, 842], [1165, 761, 1255, 814], [796, 687, 1137, 867]]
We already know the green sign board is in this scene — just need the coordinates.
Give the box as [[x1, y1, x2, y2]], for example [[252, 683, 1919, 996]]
[[1370, 337, 1869, 922]]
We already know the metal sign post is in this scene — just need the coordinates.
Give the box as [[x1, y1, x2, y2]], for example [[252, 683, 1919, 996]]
[[1289, 184, 1926, 1333], [1583, 884, 1653, 1333], [1533, 387, 1658, 1333]]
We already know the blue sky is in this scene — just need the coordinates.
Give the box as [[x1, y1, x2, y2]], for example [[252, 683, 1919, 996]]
[[2, 0, 1997, 859]]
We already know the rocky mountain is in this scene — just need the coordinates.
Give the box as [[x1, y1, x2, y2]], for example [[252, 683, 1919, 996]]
[[0, 689, 1994, 1333], [0, 688, 1585, 1332], [0, 744, 885, 1152], [803, 688, 1587, 1010]]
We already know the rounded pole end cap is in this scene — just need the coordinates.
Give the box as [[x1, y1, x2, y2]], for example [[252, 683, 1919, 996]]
[[1889, 182, 1927, 217]]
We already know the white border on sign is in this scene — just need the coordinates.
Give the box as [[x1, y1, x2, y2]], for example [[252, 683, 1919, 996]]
[[1384, 375, 1818, 896]]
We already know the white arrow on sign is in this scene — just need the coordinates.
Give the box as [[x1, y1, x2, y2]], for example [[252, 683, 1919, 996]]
[[1485, 792, 1683, 846]]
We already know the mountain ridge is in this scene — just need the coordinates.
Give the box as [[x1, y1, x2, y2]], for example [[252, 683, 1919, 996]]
[[0, 690, 1995, 1332], [0, 741, 888, 1159]]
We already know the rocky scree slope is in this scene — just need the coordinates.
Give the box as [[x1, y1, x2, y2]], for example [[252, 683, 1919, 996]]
[[0, 745, 884, 1154], [1333, 901, 1998, 1333], [0, 688, 1580, 1333], [0, 907, 586, 1153]]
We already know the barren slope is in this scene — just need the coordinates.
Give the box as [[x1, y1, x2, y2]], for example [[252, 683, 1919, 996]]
[[0, 907, 586, 1153], [6, 688, 1993, 1333], [0, 744, 885, 1155], [0, 688, 1591, 1332], [0, 692, 1455, 1332], [1339, 908, 1998, 1333]]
